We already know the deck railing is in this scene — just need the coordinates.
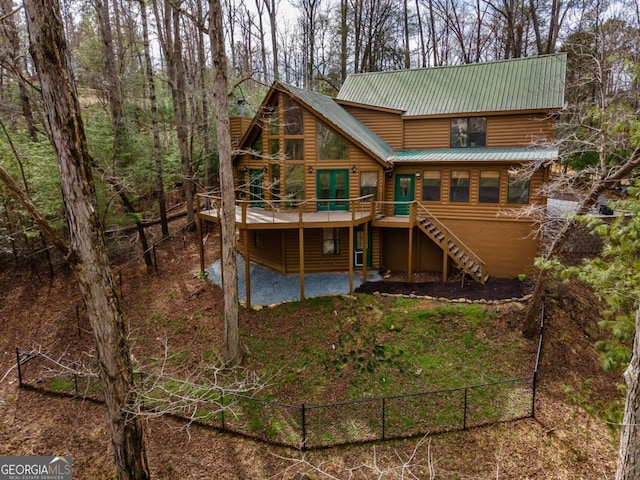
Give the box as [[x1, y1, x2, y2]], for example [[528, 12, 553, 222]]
[[197, 193, 375, 225]]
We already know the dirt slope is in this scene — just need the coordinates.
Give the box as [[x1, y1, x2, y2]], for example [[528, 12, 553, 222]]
[[0, 230, 621, 479]]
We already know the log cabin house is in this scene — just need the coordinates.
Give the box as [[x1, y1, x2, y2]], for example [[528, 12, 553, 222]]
[[197, 54, 566, 305]]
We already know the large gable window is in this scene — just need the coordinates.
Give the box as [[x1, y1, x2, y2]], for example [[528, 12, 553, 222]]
[[317, 122, 348, 160], [450, 117, 486, 148], [284, 96, 303, 135], [285, 139, 303, 160], [285, 164, 304, 201], [449, 170, 470, 202]]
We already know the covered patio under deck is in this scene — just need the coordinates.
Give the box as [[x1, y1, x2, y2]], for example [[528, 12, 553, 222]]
[[196, 195, 378, 308]]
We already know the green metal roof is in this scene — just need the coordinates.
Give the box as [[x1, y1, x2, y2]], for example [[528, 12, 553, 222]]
[[391, 147, 559, 163], [337, 54, 567, 117], [277, 83, 394, 164]]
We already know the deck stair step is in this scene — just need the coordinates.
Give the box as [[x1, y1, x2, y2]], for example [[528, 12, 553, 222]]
[[415, 208, 490, 285]]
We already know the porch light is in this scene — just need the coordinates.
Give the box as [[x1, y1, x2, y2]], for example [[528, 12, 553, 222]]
[[308, 166, 314, 173], [415, 172, 421, 179], [242, 166, 248, 173], [352, 166, 357, 173]]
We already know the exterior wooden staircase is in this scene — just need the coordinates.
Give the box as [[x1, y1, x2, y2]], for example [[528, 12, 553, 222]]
[[415, 204, 490, 284]]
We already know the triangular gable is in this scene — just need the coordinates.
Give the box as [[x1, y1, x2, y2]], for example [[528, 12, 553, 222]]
[[337, 53, 567, 117], [234, 82, 395, 167]]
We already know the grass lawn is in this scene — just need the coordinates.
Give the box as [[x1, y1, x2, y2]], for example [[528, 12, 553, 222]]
[[242, 294, 534, 404]]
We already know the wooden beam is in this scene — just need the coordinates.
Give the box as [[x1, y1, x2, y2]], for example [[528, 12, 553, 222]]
[[299, 225, 305, 301], [349, 225, 354, 294], [442, 232, 449, 282], [362, 222, 368, 283], [244, 228, 251, 308], [407, 227, 413, 282]]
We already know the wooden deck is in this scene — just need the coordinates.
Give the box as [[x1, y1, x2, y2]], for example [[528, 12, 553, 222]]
[[197, 205, 375, 229]]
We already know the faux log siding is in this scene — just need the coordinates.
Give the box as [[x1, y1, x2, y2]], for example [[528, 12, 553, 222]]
[[402, 114, 554, 149], [343, 105, 403, 149], [382, 220, 538, 278], [487, 114, 554, 146], [284, 228, 350, 272], [238, 230, 285, 273], [386, 165, 547, 214], [403, 118, 449, 149], [443, 218, 539, 278], [229, 116, 252, 149], [276, 227, 382, 273]]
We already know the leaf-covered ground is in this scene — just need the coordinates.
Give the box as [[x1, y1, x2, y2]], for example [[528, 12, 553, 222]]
[[0, 227, 622, 479]]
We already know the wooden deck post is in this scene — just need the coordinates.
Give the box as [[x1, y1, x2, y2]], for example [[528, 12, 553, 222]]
[[243, 228, 251, 308], [349, 224, 354, 294], [442, 231, 449, 282], [299, 206, 305, 301], [407, 203, 414, 282], [407, 227, 413, 282], [362, 221, 368, 283]]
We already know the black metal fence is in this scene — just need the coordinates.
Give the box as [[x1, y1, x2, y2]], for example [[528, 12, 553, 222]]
[[14, 221, 548, 449], [17, 300, 545, 449]]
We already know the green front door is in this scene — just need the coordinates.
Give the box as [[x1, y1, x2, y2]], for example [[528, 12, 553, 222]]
[[394, 174, 415, 215], [317, 169, 349, 211], [249, 169, 264, 207]]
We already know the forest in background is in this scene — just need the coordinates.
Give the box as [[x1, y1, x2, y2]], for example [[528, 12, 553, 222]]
[[0, 0, 639, 266]]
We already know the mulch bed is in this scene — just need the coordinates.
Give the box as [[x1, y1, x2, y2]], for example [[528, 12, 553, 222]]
[[355, 277, 531, 301]]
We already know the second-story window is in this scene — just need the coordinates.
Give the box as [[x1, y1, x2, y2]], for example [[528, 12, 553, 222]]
[[450, 117, 486, 148], [449, 170, 470, 202]]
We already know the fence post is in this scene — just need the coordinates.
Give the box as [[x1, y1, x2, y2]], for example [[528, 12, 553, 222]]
[[531, 371, 538, 418], [152, 244, 158, 273], [74, 373, 78, 396], [381, 397, 386, 440], [15, 348, 22, 387], [220, 390, 225, 430], [463, 388, 468, 429], [76, 304, 81, 338], [301, 403, 307, 450]]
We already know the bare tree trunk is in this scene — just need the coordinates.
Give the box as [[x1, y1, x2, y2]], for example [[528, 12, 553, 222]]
[[154, 0, 195, 225], [140, 0, 169, 237], [265, 0, 280, 81], [22, 0, 150, 477], [616, 305, 640, 480], [96, 0, 126, 165], [340, 0, 348, 81], [209, 0, 243, 367], [403, 0, 410, 68]]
